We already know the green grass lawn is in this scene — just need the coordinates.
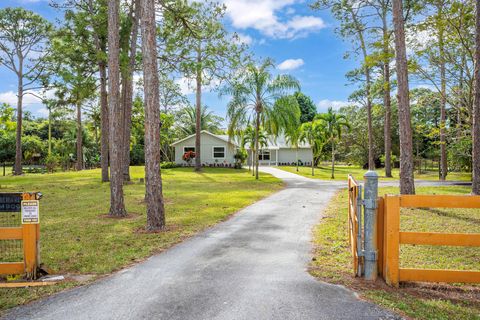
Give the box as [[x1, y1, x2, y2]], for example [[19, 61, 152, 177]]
[[277, 165, 473, 181], [309, 186, 480, 320], [0, 166, 283, 314]]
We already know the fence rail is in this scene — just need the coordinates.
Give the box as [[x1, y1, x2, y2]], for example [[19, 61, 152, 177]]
[[0, 192, 41, 279], [347, 174, 480, 287], [380, 194, 480, 287]]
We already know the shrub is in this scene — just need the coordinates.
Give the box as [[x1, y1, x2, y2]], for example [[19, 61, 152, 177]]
[[44, 154, 59, 173], [160, 162, 177, 169], [234, 149, 247, 169]]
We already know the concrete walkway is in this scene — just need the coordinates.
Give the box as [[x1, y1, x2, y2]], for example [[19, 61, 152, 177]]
[[3, 167, 400, 320]]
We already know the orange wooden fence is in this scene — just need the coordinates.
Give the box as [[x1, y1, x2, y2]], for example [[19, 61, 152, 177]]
[[0, 192, 41, 279], [378, 194, 480, 287]]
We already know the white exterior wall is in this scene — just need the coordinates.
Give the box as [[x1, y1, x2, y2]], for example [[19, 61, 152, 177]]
[[246, 148, 312, 165], [174, 133, 236, 165], [277, 148, 312, 164]]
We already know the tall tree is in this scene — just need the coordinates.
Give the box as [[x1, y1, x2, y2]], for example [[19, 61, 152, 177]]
[[88, 0, 110, 182], [366, 0, 394, 177], [0, 8, 52, 175], [107, 0, 127, 216], [473, 0, 480, 195], [316, 107, 350, 179], [140, 0, 166, 230], [120, 0, 140, 182], [171, 1, 245, 171], [225, 59, 300, 179], [49, 13, 97, 171], [293, 91, 317, 123], [393, 0, 415, 194], [312, 0, 375, 170]]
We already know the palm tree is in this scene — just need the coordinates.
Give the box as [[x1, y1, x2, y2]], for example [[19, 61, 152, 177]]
[[242, 125, 268, 175], [285, 125, 302, 172], [225, 59, 300, 179], [177, 104, 223, 137], [300, 120, 326, 176], [316, 107, 350, 179]]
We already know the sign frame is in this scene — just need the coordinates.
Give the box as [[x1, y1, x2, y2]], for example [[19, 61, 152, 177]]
[[21, 200, 40, 224]]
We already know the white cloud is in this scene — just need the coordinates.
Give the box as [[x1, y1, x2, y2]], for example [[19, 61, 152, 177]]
[[222, 0, 326, 39], [175, 77, 195, 95], [0, 90, 46, 106], [277, 58, 304, 71], [0, 89, 56, 118], [317, 99, 350, 112]]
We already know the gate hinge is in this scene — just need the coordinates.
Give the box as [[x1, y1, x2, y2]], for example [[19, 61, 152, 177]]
[[360, 199, 377, 210]]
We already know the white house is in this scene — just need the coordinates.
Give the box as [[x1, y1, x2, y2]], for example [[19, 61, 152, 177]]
[[171, 131, 237, 166], [171, 130, 313, 167], [246, 135, 313, 166]]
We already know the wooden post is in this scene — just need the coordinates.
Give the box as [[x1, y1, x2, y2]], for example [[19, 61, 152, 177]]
[[376, 196, 385, 278], [22, 193, 38, 279], [384, 195, 400, 287]]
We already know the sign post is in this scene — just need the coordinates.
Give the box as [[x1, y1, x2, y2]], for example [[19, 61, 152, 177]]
[[21, 193, 40, 279]]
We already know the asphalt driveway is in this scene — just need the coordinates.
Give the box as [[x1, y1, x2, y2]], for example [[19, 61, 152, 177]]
[[3, 167, 400, 320]]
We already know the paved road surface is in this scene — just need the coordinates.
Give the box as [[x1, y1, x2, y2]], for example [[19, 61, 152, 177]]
[[3, 167, 400, 320]]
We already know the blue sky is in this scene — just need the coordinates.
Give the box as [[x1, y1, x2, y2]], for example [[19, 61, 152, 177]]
[[0, 0, 358, 119]]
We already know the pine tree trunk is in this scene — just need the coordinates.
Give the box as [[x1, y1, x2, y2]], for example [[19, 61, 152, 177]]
[[99, 60, 109, 182], [350, 7, 374, 171], [195, 49, 202, 172], [107, 0, 127, 216], [14, 65, 23, 175], [88, 0, 108, 181], [438, 8, 448, 181], [382, 12, 392, 178], [472, 0, 480, 195], [76, 101, 83, 171], [366, 73, 374, 171], [141, 0, 166, 230], [121, 0, 140, 182], [393, 0, 415, 194]]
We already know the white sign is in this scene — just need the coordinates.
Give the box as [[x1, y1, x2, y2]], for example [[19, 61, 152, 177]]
[[21, 200, 40, 224]]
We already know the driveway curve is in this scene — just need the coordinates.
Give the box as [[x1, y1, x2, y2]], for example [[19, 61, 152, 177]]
[[3, 167, 400, 320]]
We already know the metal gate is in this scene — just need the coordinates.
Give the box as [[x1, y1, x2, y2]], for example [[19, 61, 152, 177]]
[[347, 175, 363, 277]]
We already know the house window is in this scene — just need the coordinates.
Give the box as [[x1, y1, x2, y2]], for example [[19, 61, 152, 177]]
[[184, 146, 195, 153], [213, 146, 225, 158], [258, 150, 270, 161]]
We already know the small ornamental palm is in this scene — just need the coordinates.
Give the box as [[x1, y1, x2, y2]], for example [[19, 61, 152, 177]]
[[285, 125, 302, 172], [315, 107, 350, 179], [300, 120, 326, 176], [224, 58, 300, 179]]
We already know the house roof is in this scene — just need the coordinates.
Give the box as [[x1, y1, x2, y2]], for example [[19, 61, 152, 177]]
[[170, 130, 238, 147], [245, 135, 311, 150], [171, 130, 311, 149]]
